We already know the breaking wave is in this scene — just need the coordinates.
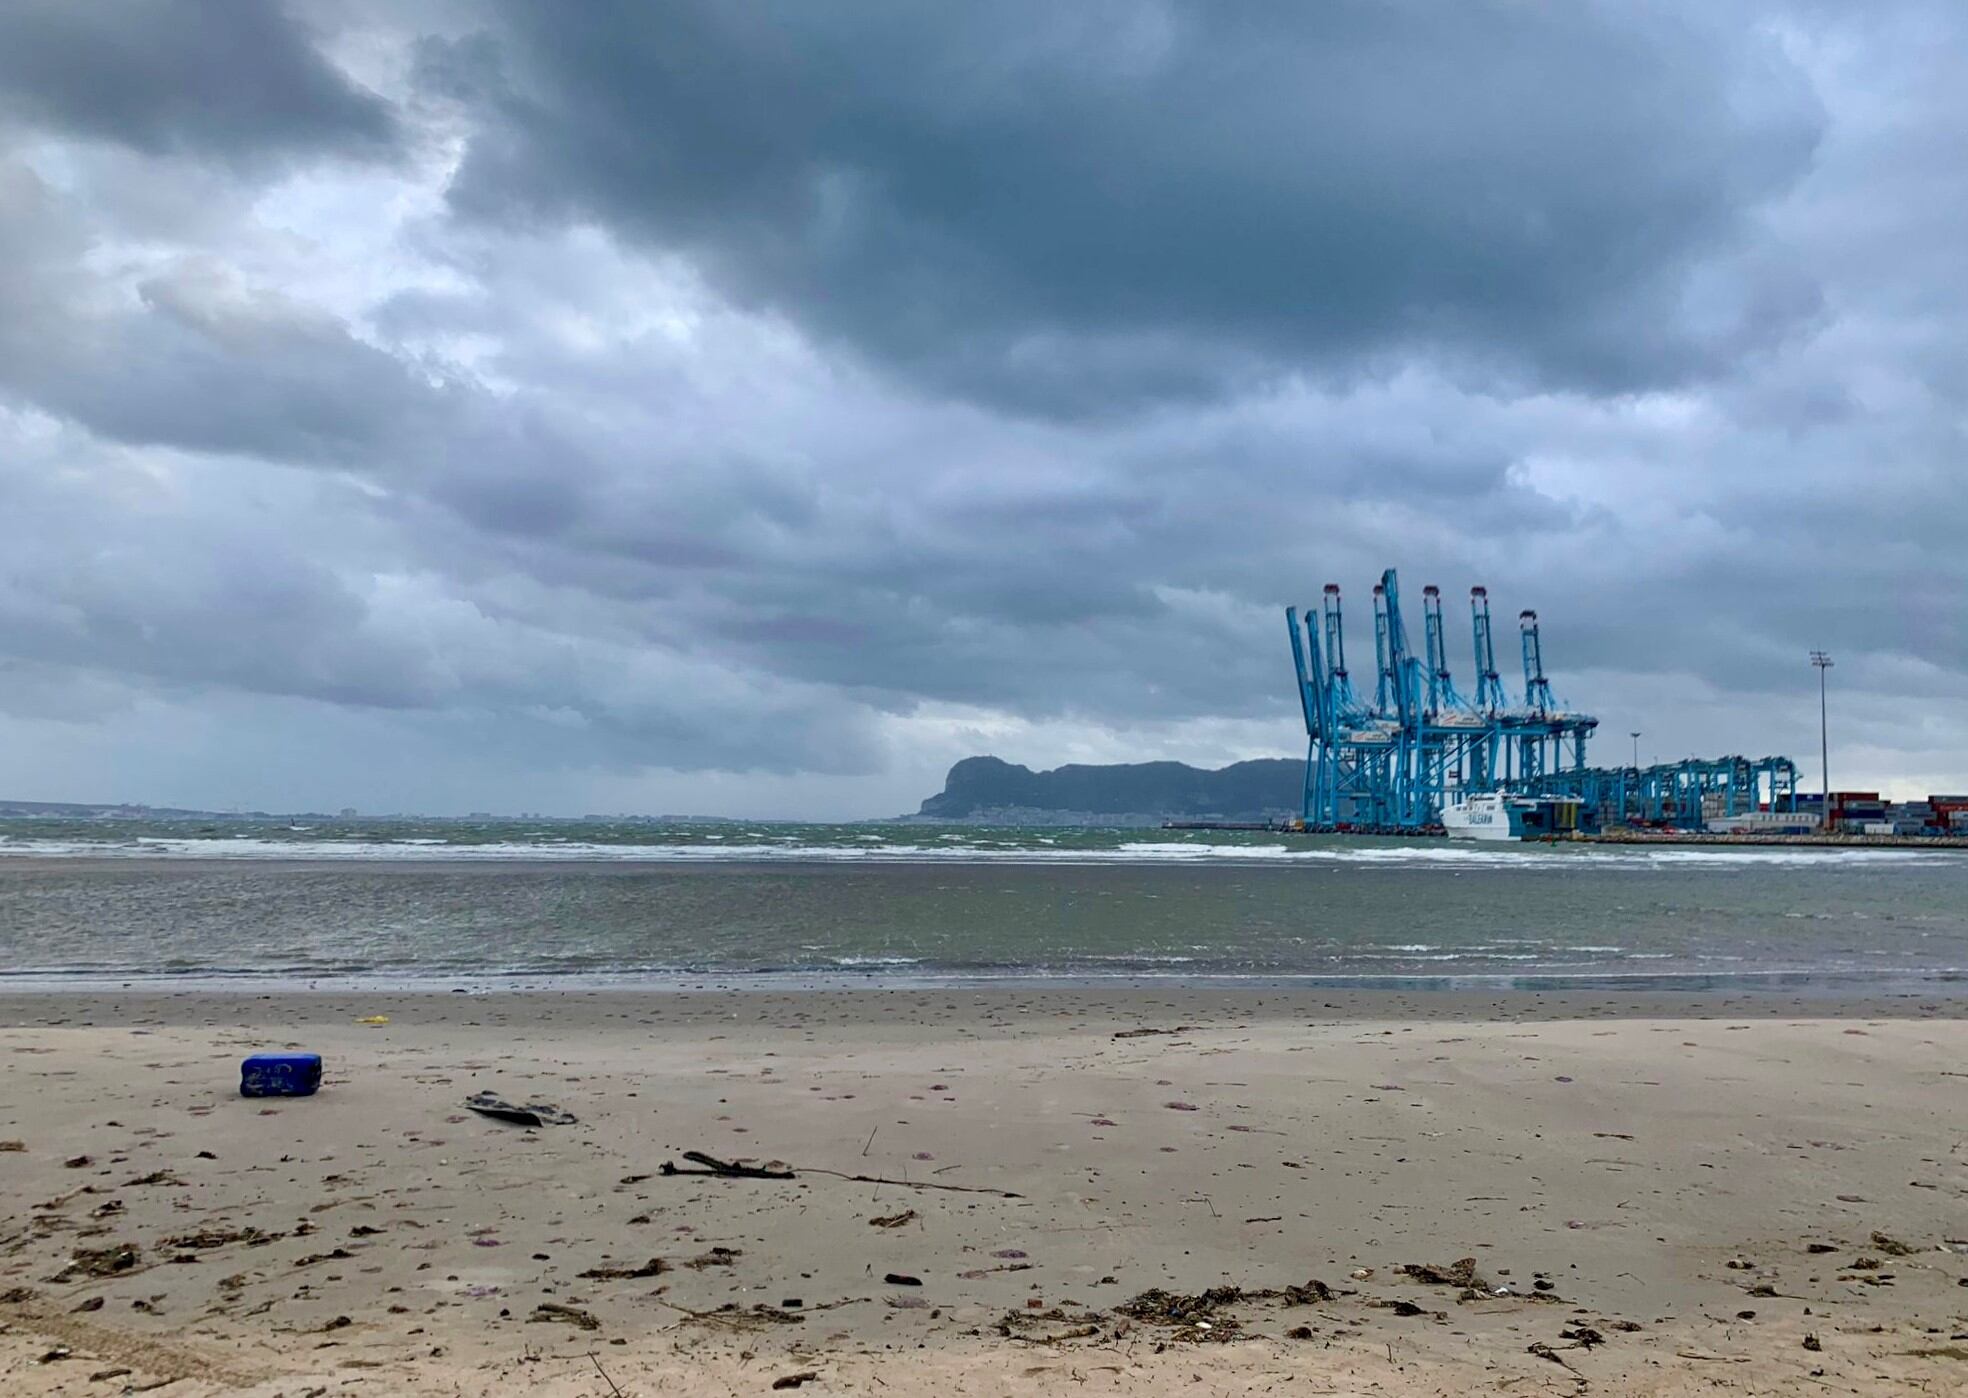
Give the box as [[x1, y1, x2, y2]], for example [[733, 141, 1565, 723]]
[[0, 833, 1944, 869]]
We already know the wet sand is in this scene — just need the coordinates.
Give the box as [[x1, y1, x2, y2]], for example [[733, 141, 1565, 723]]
[[2, 987, 1966, 1395]]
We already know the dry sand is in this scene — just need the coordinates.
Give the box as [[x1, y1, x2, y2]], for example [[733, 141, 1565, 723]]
[[2, 987, 1965, 1396]]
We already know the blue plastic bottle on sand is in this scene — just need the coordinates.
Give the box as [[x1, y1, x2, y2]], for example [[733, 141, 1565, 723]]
[[240, 1053, 322, 1097]]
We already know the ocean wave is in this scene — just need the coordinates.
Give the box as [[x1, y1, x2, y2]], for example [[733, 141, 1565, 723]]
[[1, 965, 1958, 996], [0, 833, 1948, 868], [1350, 951, 1547, 962], [1077, 954, 1197, 964]]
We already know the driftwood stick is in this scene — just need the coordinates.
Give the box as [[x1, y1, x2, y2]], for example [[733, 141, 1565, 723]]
[[588, 1352, 626, 1398], [659, 1150, 796, 1180], [658, 1148, 1021, 1197], [799, 1167, 1023, 1198]]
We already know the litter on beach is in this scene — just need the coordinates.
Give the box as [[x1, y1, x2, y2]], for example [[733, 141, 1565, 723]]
[[239, 1052, 322, 1098], [463, 1091, 577, 1127]]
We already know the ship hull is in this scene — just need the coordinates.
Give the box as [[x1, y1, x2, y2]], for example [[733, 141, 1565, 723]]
[[1442, 794, 1521, 841]]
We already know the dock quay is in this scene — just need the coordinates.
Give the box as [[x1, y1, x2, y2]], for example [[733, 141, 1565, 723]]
[[1162, 821, 1968, 849], [1559, 829, 1968, 849]]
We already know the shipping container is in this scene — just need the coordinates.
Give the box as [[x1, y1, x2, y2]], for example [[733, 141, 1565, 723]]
[[1708, 813, 1818, 834]]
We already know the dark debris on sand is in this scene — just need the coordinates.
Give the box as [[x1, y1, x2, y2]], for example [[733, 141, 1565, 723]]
[[681, 1246, 742, 1270], [1398, 1257, 1483, 1288], [982, 1262, 1613, 1351], [579, 1257, 669, 1281], [988, 1277, 1351, 1347], [669, 1301, 807, 1331], [162, 1227, 280, 1252], [529, 1302, 600, 1330], [56, 1243, 141, 1280], [1107, 1280, 1341, 1342], [996, 1306, 1103, 1344]]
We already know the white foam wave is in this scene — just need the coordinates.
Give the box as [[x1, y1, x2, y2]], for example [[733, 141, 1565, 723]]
[[0, 834, 1948, 868], [1079, 954, 1197, 964], [1351, 951, 1546, 962]]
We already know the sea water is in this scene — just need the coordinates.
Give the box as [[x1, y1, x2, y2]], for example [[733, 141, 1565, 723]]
[[2, 818, 1964, 989]]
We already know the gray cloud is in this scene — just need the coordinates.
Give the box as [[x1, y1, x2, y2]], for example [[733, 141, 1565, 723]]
[[0, 0, 398, 167], [0, 439, 884, 776], [0, 160, 448, 470], [433, 1, 1824, 409], [0, 2, 1963, 816]]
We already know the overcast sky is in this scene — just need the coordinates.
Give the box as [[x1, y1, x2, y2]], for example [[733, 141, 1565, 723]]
[[0, 1, 1962, 818]]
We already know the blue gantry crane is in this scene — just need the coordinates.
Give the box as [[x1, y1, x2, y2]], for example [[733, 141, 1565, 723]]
[[1518, 755, 1800, 830], [1286, 569, 1598, 831]]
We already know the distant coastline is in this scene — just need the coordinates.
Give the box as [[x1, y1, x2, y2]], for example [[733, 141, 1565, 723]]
[[0, 799, 745, 825], [905, 754, 1300, 824], [4, 753, 1310, 829]]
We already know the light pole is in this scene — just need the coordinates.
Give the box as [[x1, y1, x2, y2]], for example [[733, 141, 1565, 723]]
[[1627, 731, 1643, 827], [1811, 651, 1833, 830]]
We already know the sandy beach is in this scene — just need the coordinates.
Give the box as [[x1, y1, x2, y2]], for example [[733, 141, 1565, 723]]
[[2, 987, 1965, 1395]]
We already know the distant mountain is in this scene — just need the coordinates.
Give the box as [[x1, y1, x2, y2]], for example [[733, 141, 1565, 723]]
[[910, 755, 1302, 824]]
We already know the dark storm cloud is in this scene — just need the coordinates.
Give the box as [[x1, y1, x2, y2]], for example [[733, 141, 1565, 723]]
[[0, 0, 397, 165], [1, 2, 1965, 814], [433, 0, 1823, 409]]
